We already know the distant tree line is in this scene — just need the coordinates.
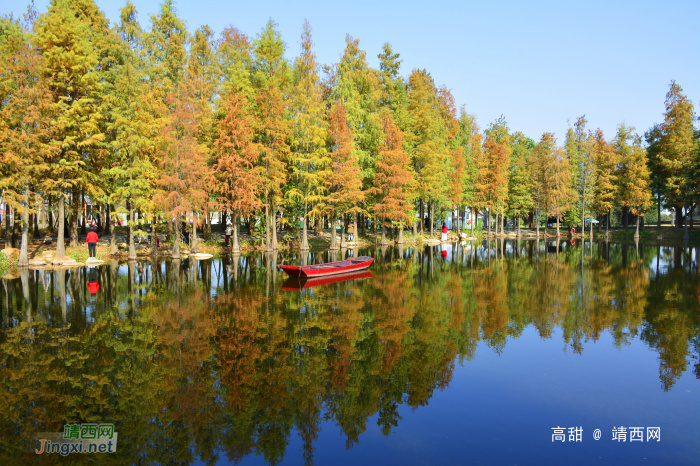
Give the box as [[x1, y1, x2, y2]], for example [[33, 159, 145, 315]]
[[1, 0, 698, 265]]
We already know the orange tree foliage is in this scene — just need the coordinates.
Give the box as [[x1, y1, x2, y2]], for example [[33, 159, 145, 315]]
[[324, 103, 364, 220], [591, 128, 618, 220], [371, 115, 414, 227], [154, 88, 210, 254], [214, 88, 264, 218], [0, 18, 54, 265]]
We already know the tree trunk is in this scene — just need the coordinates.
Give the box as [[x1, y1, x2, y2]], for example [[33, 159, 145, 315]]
[[109, 204, 118, 255], [398, 221, 404, 244], [622, 206, 629, 230], [104, 204, 111, 236], [429, 202, 434, 239], [232, 212, 241, 254], [192, 216, 199, 253], [556, 199, 560, 237], [172, 213, 181, 259], [413, 215, 417, 239], [151, 212, 158, 256], [690, 205, 694, 229], [657, 191, 661, 228], [301, 197, 309, 250], [535, 205, 540, 238], [128, 201, 137, 260], [69, 188, 79, 248], [418, 199, 425, 235], [12, 209, 19, 248], [56, 195, 66, 257], [340, 218, 347, 249], [352, 212, 358, 242], [271, 208, 279, 251], [80, 189, 86, 236], [204, 205, 211, 240], [634, 215, 640, 240], [33, 210, 40, 239], [517, 216, 521, 237], [605, 211, 610, 241], [264, 193, 271, 252], [47, 199, 54, 236], [453, 209, 458, 236], [683, 199, 689, 241], [18, 190, 29, 267], [5, 205, 11, 248], [330, 211, 338, 250]]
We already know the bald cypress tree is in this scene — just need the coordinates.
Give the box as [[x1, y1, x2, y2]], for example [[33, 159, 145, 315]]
[[0, 8, 53, 266], [620, 136, 653, 239], [658, 81, 696, 239], [36, 0, 104, 256], [372, 114, 414, 245], [290, 21, 328, 251], [591, 129, 618, 240], [325, 103, 364, 249], [251, 20, 291, 252]]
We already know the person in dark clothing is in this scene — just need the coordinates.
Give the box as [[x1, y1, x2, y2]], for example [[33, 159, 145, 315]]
[[181, 222, 190, 245], [86, 226, 98, 258]]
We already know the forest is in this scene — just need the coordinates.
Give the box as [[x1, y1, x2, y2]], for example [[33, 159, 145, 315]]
[[1, 0, 699, 267]]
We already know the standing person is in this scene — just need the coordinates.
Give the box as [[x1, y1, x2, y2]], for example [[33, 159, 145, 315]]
[[181, 222, 189, 245], [441, 223, 448, 242], [225, 222, 233, 247], [348, 220, 354, 242], [86, 226, 98, 258]]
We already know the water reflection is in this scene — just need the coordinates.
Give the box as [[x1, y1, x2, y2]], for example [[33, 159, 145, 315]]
[[0, 240, 698, 465]]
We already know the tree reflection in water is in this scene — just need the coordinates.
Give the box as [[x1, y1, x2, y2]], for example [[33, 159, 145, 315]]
[[0, 240, 697, 465]]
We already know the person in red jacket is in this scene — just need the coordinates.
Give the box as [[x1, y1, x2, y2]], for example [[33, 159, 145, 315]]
[[86, 226, 98, 258]]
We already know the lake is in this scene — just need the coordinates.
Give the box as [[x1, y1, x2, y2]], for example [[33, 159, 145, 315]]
[[1, 239, 698, 465]]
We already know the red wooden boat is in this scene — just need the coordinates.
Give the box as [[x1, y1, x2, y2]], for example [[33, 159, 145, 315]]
[[280, 256, 374, 278], [281, 270, 374, 290]]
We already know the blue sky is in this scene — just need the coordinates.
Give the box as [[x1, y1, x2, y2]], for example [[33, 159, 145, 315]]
[[5, 0, 699, 143]]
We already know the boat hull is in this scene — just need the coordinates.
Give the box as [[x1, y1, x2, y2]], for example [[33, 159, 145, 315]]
[[281, 270, 374, 290], [280, 256, 374, 278]]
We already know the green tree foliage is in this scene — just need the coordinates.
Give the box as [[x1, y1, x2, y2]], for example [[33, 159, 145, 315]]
[[508, 133, 534, 235], [251, 20, 291, 251], [591, 129, 618, 237], [289, 21, 328, 250], [36, 0, 105, 254], [658, 81, 696, 233], [407, 69, 449, 236]]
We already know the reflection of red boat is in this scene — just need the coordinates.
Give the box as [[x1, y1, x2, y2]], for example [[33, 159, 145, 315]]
[[281, 270, 374, 290], [281, 256, 374, 277]]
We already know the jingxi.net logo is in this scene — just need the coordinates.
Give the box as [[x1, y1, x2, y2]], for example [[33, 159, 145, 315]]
[[32, 423, 118, 456]]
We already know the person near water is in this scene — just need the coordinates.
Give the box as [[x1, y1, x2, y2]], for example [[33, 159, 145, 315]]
[[441, 222, 448, 242], [86, 226, 98, 258], [181, 222, 190, 245], [348, 221, 354, 241], [225, 222, 233, 247]]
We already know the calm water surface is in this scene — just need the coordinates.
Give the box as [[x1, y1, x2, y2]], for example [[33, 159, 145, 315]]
[[1, 240, 698, 465]]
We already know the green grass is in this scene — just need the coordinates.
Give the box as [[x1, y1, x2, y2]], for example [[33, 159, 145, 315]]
[[0, 253, 13, 275], [68, 249, 89, 262]]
